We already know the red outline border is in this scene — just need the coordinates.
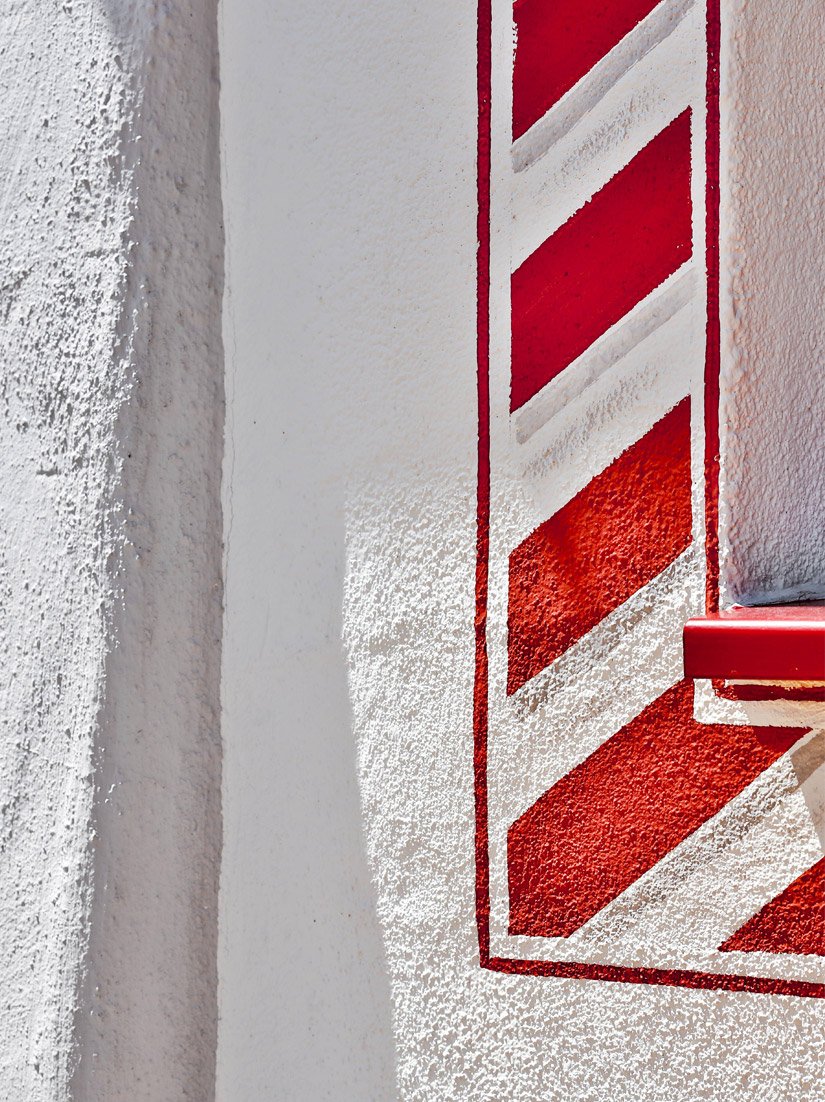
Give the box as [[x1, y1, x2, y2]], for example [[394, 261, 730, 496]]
[[474, 0, 492, 968], [473, 0, 825, 998], [703, 0, 722, 615]]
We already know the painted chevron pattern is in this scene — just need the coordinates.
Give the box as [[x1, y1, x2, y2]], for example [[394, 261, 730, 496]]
[[510, 110, 693, 411], [475, 0, 825, 995], [512, 0, 663, 141]]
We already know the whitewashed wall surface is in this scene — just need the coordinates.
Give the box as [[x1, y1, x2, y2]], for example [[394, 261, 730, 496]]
[[0, 0, 823, 1099]]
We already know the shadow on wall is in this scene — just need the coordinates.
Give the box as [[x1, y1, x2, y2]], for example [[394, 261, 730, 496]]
[[73, 1, 224, 1098], [69, 0, 399, 1098], [720, 3, 825, 607]]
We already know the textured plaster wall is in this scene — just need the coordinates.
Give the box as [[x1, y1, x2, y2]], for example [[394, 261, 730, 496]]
[[218, 1, 824, 1100], [0, 5, 136, 1093], [71, 3, 224, 1098], [1, 2, 222, 1098], [3, 0, 823, 1097], [720, 0, 825, 605]]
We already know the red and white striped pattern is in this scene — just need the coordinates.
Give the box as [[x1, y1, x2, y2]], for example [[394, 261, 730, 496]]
[[476, 0, 825, 993]]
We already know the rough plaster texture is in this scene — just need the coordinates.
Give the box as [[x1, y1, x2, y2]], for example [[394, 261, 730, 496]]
[[218, 0, 824, 1098], [1, 2, 222, 1098], [720, 0, 825, 605], [0, 5, 136, 1094], [71, 3, 224, 1098]]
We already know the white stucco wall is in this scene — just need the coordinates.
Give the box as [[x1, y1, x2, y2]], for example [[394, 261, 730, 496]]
[[2, 0, 824, 1098], [0, 5, 138, 1094], [217, 2, 398, 1096], [71, 3, 224, 1097], [1, 3, 222, 1098], [218, 0, 824, 1099]]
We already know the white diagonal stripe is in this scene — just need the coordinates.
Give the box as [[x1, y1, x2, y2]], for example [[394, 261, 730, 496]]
[[511, 0, 701, 269]]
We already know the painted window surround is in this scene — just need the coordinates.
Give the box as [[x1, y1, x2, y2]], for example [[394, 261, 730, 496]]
[[475, 0, 825, 998]]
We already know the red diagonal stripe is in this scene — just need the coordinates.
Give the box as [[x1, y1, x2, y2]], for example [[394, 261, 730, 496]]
[[508, 681, 805, 937], [507, 399, 692, 695], [513, 0, 661, 140], [511, 110, 692, 412], [719, 858, 825, 957]]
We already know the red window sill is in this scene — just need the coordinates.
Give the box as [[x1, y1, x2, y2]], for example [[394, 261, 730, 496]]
[[683, 604, 825, 683]]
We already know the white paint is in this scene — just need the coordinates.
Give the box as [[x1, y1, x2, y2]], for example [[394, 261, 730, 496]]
[[218, 2, 824, 1101], [71, 3, 224, 1097], [216, 2, 398, 1097], [511, 0, 696, 174], [513, 268, 697, 444], [0, 5, 136, 1094], [3, 0, 824, 1095], [1, 2, 222, 1097], [515, 276, 697, 517]]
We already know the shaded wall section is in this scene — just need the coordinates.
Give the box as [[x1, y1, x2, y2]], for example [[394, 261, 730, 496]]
[[71, 2, 224, 1099], [719, 0, 825, 604], [219, 0, 825, 1099]]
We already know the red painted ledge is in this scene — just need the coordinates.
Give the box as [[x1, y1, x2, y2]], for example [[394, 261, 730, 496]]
[[683, 605, 825, 683]]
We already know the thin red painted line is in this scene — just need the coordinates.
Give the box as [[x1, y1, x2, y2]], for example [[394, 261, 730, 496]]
[[704, 0, 721, 612], [474, 0, 492, 967], [473, 0, 825, 996], [484, 956, 825, 1000]]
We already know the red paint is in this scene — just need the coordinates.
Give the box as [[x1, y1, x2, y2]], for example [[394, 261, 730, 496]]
[[508, 680, 804, 937], [474, 0, 825, 995], [486, 955, 825, 999], [684, 605, 825, 682], [719, 859, 825, 956], [511, 111, 693, 412], [507, 400, 692, 694], [512, 0, 660, 140], [475, 0, 493, 966], [704, 1, 721, 612]]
